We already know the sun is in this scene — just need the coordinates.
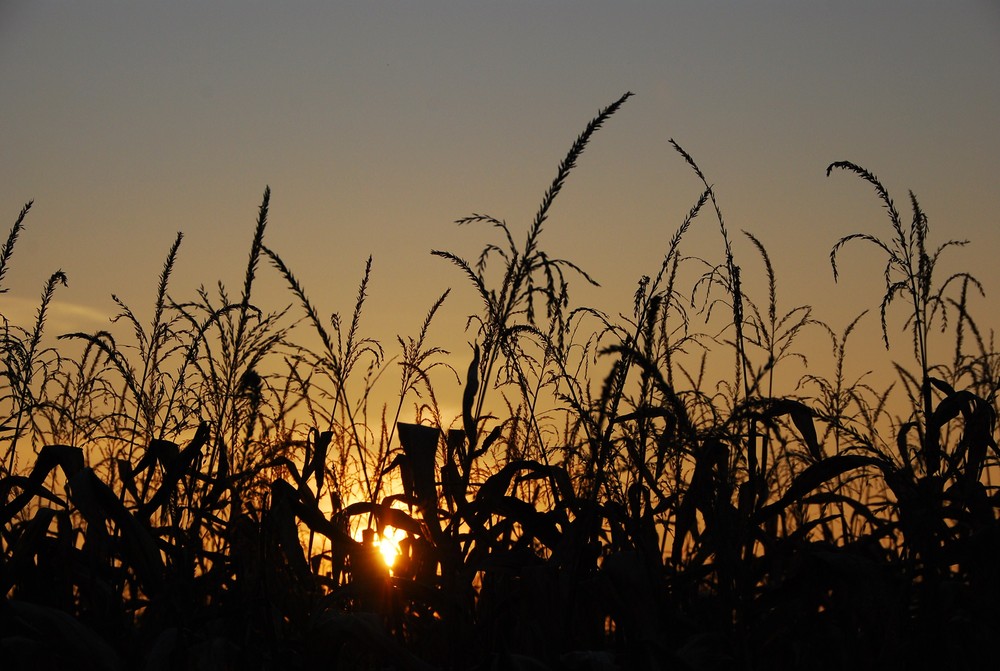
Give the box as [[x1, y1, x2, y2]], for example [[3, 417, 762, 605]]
[[372, 526, 406, 571]]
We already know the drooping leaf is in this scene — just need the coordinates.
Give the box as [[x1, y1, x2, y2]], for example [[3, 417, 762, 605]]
[[397, 422, 440, 506], [138, 422, 210, 521], [462, 344, 480, 452], [765, 398, 822, 461], [68, 468, 165, 594], [757, 454, 889, 520], [1, 445, 82, 526]]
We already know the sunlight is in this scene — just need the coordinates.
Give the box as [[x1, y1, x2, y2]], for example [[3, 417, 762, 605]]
[[375, 526, 406, 570], [353, 525, 407, 572]]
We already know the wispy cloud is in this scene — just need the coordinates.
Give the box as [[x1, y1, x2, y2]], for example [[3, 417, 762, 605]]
[[1, 296, 109, 335]]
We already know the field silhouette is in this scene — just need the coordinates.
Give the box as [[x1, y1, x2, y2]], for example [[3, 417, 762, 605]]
[[3, 94, 999, 670]]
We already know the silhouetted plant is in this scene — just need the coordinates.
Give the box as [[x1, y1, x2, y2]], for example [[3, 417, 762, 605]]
[[2, 95, 999, 670]]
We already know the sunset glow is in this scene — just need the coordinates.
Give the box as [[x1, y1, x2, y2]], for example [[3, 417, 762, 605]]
[[356, 525, 406, 571], [375, 527, 405, 570], [3, 3, 1000, 669]]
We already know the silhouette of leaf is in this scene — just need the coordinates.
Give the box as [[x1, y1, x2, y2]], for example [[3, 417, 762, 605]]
[[462, 344, 480, 452], [758, 454, 888, 519]]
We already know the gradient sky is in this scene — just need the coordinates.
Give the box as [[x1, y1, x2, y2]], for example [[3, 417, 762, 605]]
[[2, 1, 999, 402]]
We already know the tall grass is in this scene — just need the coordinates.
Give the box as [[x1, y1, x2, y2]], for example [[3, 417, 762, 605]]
[[2, 95, 999, 670]]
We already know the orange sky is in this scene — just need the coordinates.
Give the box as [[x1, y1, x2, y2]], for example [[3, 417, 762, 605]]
[[2, 1, 999, 415]]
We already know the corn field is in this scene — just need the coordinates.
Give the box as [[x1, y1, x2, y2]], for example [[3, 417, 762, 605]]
[[3, 93, 999, 670]]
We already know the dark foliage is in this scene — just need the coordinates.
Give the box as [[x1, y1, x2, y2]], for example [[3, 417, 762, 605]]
[[3, 95, 999, 670]]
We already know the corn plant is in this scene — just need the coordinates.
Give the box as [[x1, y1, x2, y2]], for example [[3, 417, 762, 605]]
[[2, 96, 1000, 670]]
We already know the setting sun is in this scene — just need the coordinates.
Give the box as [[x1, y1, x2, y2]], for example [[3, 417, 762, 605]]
[[375, 526, 405, 569], [4, 3, 1000, 669], [356, 525, 406, 571]]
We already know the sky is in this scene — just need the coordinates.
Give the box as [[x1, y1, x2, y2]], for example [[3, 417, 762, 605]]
[[2, 1, 1000, 406]]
